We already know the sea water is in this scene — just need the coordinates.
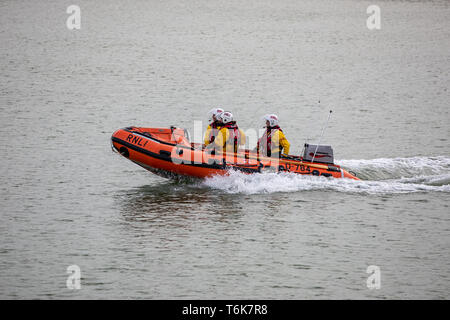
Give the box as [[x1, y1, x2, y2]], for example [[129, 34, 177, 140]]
[[0, 0, 449, 299]]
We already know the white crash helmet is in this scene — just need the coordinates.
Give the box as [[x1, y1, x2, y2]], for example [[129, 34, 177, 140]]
[[207, 107, 224, 124], [262, 114, 279, 127], [219, 111, 234, 124]]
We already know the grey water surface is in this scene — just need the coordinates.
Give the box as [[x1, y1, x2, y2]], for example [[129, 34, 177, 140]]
[[0, 0, 449, 299]]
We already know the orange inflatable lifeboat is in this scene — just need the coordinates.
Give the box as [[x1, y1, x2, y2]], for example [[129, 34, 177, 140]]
[[111, 126, 359, 180]]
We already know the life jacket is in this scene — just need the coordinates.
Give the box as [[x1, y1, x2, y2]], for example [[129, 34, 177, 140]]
[[208, 121, 222, 143], [223, 121, 241, 153], [257, 126, 282, 157]]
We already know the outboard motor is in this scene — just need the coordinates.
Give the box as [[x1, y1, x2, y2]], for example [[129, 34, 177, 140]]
[[303, 143, 334, 164]]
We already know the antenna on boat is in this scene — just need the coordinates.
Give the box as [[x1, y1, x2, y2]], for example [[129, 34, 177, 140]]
[[311, 110, 332, 163], [300, 99, 321, 158]]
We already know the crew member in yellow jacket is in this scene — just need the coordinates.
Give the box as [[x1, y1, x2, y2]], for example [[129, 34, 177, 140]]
[[208, 111, 246, 153], [204, 107, 224, 146], [257, 114, 290, 158]]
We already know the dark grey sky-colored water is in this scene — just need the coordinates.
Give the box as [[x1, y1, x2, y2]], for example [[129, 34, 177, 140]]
[[0, 0, 449, 299]]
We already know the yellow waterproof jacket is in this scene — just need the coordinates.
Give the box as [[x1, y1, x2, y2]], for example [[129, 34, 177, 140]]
[[212, 126, 246, 153], [258, 128, 290, 156], [204, 124, 222, 146]]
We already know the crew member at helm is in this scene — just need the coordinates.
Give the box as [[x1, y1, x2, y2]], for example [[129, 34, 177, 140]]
[[204, 107, 224, 146], [209, 111, 246, 153], [257, 114, 290, 158]]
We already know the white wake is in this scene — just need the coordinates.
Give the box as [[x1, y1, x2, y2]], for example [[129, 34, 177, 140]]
[[202, 156, 450, 195]]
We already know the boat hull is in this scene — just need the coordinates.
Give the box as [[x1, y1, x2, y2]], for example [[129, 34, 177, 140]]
[[111, 127, 359, 180]]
